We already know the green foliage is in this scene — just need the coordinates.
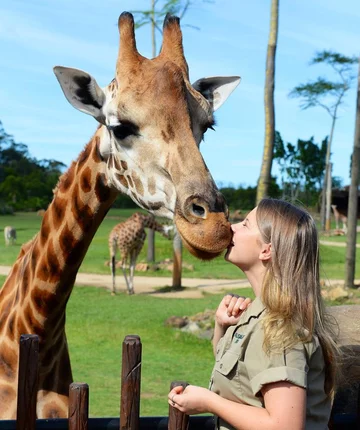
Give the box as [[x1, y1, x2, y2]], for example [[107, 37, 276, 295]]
[[0, 121, 66, 212], [273, 131, 327, 205]]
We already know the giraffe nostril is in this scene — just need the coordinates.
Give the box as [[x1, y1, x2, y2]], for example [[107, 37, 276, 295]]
[[191, 203, 206, 218]]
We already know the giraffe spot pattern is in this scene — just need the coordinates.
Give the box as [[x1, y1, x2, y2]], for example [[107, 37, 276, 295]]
[[37, 240, 61, 284], [147, 176, 156, 195], [51, 198, 66, 231], [58, 164, 75, 193], [127, 175, 134, 188], [59, 224, 77, 258], [80, 167, 92, 193], [40, 212, 51, 247], [0, 348, 16, 380], [120, 160, 128, 170], [31, 288, 58, 318], [95, 173, 112, 203], [131, 172, 144, 196], [116, 174, 128, 189], [71, 184, 93, 233]]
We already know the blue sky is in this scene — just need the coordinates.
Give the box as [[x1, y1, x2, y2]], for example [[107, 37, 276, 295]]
[[0, 0, 359, 188]]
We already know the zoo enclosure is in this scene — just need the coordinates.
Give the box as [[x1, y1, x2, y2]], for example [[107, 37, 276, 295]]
[[1, 334, 359, 430]]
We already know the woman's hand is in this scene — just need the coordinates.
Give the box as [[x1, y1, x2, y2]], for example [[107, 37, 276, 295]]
[[168, 385, 217, 415], [215, 294, 252, 328]]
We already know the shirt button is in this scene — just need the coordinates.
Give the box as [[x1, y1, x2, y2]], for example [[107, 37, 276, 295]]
[[220, 363, 223, 369]]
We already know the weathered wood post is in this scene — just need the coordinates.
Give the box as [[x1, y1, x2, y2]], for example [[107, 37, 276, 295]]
[[16, 334, 39, 430], [69, 382, 89, 430], [120, 335, 142, 430], [168, 381, 189, 430], [172, 229, 182, 289]]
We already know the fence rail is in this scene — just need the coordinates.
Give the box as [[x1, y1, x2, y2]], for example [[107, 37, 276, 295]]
[[2, 334, 359, 429]]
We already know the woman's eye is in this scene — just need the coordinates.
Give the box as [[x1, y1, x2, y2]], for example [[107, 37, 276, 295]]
[[111, 123, 137, 140]]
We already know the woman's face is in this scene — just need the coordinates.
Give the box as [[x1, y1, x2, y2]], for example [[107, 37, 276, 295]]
[[225, 207, 266, 270]]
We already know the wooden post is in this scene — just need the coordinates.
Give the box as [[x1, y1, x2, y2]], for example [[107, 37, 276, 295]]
[[172, 229, 182, 289], [147, 228, 155, 263], [120, 335, 142, 430], [168, 381, 189, 430], [69, 382, 89, 430], [16, 334, 39, 430]]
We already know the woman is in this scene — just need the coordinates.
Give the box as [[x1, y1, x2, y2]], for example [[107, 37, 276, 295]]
[[168, 198, 339, 430]]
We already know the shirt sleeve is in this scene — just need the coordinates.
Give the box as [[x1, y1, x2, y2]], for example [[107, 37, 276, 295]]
[[246, 325, 309, 396]]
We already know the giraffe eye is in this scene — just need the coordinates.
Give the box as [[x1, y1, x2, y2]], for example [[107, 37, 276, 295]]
[[111, 122, 138, 140]]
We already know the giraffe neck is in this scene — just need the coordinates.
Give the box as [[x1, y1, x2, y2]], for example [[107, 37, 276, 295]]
[[1, 130, 118, 336], [142, 214, 168, 237]]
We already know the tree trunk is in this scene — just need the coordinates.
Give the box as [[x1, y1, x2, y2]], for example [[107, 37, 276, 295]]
[[345, 58, 360, 289], [321, 115, 336, 230], [325, 163, 332, 231], [256, 0, 279, 204], [151, 0, 156, 58]]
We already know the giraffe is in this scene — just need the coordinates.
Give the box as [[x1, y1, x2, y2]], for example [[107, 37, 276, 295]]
[[4, 226, 16, 246], [109, 212, 172, 295], [0, 12, 240, 418], [331, 204, 348, 234]]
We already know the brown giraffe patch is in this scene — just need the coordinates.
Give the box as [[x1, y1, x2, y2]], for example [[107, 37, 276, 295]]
[[120, 160, 128, 170], [51, 198, 66, 230], [58, 163, 75, 193], [31, 288, 58, 318], [40, 212, 51, 247], [147, 176, 156, 195], [116, 174, 128, 189], [7, 315, 15, 341], [161, 130, 170, 143], [126, 175, 134, 188], [71, 184, 93, 233], [131, 171, 144, 196], [80, 166, 92, 193], [59, 224, 77, 258], [37, 240, 61, 284], [94, 173, 112, 203], [0, 348, 16, 380], [24, 303, 45, 336]]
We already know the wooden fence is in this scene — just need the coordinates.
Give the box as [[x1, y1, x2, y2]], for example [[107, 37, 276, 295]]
[[1, 334, 359, 429]]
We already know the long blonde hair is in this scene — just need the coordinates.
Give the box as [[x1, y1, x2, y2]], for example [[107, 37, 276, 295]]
[[256, 198, 339, 396]]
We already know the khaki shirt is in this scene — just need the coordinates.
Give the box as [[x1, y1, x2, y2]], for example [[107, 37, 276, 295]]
[[209, 297, 331, 430]]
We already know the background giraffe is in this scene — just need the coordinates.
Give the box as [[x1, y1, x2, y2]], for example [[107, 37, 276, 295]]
[[4, 226, 16, 246], [109, 213, 172, 295], [0, 12, 240, 418]]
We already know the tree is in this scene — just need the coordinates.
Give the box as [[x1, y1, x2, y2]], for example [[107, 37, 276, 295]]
[[289, 51, 358, 230], [273, 131, 327, 205], [131, 0, 208, 57], [256, 0, 279, 204], [345, 57, 360, 289]]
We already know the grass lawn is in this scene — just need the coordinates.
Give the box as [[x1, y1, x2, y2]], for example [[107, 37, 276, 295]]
[[1, 209, 360, 280]]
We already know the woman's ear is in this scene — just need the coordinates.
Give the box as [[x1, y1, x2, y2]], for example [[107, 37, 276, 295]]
[[259, 243, 271, 262]]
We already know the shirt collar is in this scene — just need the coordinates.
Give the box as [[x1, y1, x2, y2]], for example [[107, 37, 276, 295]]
[[239, 296, 265, 325]]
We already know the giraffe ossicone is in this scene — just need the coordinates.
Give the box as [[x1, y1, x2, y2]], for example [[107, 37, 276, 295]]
[[0, 11, 240, 419]]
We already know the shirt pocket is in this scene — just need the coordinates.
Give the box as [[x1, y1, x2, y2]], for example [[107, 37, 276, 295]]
[[214, 348, 251, 402]]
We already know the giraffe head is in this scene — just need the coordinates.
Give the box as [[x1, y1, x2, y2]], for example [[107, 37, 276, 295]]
[[53, 12, 240, 260]]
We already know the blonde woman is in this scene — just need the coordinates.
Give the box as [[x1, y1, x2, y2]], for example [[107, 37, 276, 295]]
[[168, 198, 338, 430]]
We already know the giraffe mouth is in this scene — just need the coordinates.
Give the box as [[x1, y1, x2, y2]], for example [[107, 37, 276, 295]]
[[174, 213, 232, 261]]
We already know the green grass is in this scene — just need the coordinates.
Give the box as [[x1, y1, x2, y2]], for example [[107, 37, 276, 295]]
[[1, 210, 360, 280], [68, 285, 255, 417], [0, 270, 253, 417]]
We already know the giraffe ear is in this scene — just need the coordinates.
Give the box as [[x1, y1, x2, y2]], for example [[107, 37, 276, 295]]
[[192, 76, 241, 112], [53, 66, 106, 123]]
